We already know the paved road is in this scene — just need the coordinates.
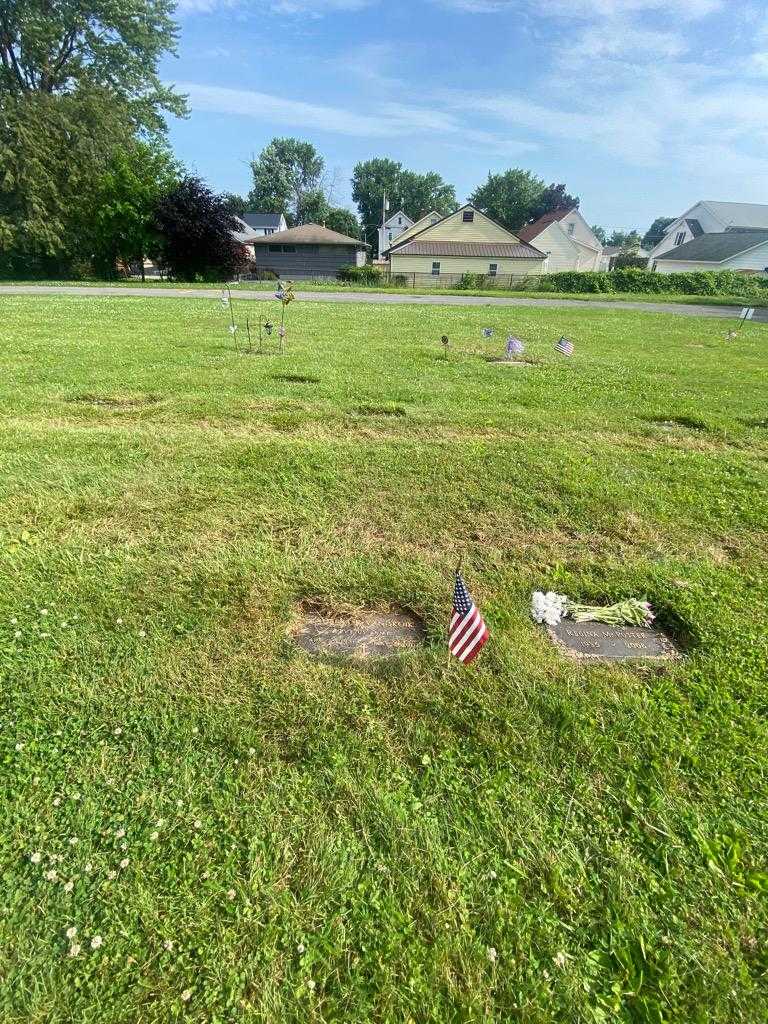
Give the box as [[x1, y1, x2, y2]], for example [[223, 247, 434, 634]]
[[0, 284, 759, 320]]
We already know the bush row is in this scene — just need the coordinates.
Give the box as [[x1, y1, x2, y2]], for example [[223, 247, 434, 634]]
[[540, 268, 768, 296]]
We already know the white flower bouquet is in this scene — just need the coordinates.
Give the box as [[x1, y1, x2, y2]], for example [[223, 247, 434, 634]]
[[531, 591, 655, 628]]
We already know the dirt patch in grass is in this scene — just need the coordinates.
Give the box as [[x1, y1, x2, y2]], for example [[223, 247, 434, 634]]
[[271, 374, 320, 384], [645, 415, 711, 432], [354, 404, 407, 417], [68, 392, 162, 408], [290, 599, 426, 659]]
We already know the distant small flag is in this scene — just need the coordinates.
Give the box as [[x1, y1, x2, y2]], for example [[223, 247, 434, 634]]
[[506, 335, 525, 357], [482, 327, 494, 338], [555, 335, 574, 356], [739, 307, 755, 321], [449, 571, 489, 664]]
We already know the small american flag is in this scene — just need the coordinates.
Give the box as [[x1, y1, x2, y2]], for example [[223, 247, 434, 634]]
[[449, 572, 489, 664], [739, 307, 755, 321], [555, 336, 574, 356]]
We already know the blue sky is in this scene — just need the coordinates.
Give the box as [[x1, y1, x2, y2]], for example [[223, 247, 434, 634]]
[[161, 0, 768, 233]]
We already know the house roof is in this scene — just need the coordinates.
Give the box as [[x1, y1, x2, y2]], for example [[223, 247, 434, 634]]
[[516, 208, 574, 242], [655, 229, 768, 263], [242, 213, 284, 229], [251, 223, 369, 248], [383, 209, 412, 227], [701, 201, 768, 230], [390, 240, 546, 259], [231, 217, 260, 244]]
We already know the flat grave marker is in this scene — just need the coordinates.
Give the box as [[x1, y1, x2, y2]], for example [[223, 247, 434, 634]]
[[547, 620, 678, 662], [292, 607, 425, 660]]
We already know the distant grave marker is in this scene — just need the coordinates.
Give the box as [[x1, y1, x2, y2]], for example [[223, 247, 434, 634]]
[[547, 620, 678, 662]]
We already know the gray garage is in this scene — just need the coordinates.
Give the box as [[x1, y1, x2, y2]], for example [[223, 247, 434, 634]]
[[250, 223, 370, 280]]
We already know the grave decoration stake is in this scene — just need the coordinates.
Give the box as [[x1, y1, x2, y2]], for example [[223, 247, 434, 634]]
[[441, 334, 450, 359], [554, 336, 575, 356], [276, 280, 295, 353], [727, 306, 755, 341], [448, 566, 490, 665], [505, 335, 525, 359], [482, 327, 494, 339], [531, 591, 655, 628]]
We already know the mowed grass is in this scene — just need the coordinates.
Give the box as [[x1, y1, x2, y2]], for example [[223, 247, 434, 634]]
[[0, 295, 767, 1023]]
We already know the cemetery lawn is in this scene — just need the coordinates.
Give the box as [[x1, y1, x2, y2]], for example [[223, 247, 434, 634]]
[[1, 294, 767, 1023]]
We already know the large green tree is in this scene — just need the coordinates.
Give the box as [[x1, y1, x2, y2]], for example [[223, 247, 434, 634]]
[[248, 138, 324, 225], [468, 168, 546, 232], [351, 158, 457, 248], [529, 183, 580, 222], [325, 207, 360, 238], [0, 0, 186, 274], [79, 141, 181, 278]]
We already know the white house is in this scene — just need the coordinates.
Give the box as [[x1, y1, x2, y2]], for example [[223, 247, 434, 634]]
[[378, 210, 414, 259], [241, 213, 288, 237], [516, 209, 602, 272], [649, 201, 768, 260], [653, 229, 768, 275]]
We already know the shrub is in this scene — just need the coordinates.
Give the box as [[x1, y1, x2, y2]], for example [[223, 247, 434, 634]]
[[541, 268, 766, 297], [390, 274, 409, 287], [336, 264, 382, 285], [612, 253, 649, 270], [457, 272, 489, 290]]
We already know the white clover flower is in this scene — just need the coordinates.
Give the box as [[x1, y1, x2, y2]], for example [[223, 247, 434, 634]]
[[107, 870, 117, 880], [85, 862, 93, 873], [120, 841, 127, 851], [10, 617, 17, 624], [90, 935, 103, 949], [114, 728, 122, 736], [69, 943, 81, 957], [63, 881, 74, 893], [150, 831, 159, 842], [192, 727, 199, 734], [66, 926, 77, 939], [530, 591, 569, 626], [306, 980, 316, 992], [163, 939, 174, 951], [248, 747, 256, 756], [45, 869, 58, 881], [116, 618, 123, 625], [181, 989, 192, 1002], [53, 797, 61, 806], [201, 871, 209, 880], [138, 630, 146, 637], [488, 870, 497, 880], [14, 630, 21, 638], [120, 858, 129, 869], [14, 742, 24, 751], [115, 828, 125, 839], [71, 793, 81, 802], [30, 852, 42, 864], [68, 837, 79, 845], [156, 819, 165, 828], [297, 943, 305, 954], [60, 620, 67, 627], [487, 946, 498, 963], [194, 820, 202, 830], [227, 889, 236, 900], [553, 951, 567, 968], [40, 608, 48, 616]]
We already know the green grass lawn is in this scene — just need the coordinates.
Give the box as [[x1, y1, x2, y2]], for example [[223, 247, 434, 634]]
[[1, 295, 767, 1023], [2, 277, 766, 307]]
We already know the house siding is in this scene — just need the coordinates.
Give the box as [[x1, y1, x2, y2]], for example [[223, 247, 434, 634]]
[[253, 245, 364, 279], [390, 254, 545, 276], [651, 203, 726, 258], [533, 224, 580, 272]]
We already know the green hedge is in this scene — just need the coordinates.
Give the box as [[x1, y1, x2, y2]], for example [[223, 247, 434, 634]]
[[336, 264, 383, 285], [541, 268, 768, 297]]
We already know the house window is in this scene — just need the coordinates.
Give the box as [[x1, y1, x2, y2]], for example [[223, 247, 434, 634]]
[[269, 244, 281, 252], [264, 228, 274, 235], [431, 261, 441, 276], [674, 231, 686, 246], [567, 223, 575, 235], [398, 216, 402, 224], [462, 210, 474, 222], [488, 263, 498, 276], [268, 244, 296, 253]]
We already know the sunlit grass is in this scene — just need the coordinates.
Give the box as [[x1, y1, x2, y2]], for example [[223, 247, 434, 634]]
[[1, 295, 767, 1022]]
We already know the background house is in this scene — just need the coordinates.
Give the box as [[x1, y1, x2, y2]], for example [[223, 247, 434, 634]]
[[517, 209, 602, 272], [599, 243, 650, 271], [649, 201, 768, 260], [386, 204, 546, 283], [378, 210, 414, 259], [250, 223, 369, 278], [653, 229, 768, 275], [241, 213, 287, 236]]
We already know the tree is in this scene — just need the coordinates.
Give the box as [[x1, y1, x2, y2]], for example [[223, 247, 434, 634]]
[[153, 177, 250, 282], [529, 183, 580, 222], [221, 193, 248, 217], [352, 158, 457, 247], [248, 138, 324, 224], [325, 208, 360, 238], [0, 0, 186, 133], [296, 188, 331, 225], [78, 141, 181, 278], [591, 225, 607, 245], [642, 216, 675, 251], [606, 229, 641, 248], [468, 168, 546, 232], [0, 89, 137, 274]]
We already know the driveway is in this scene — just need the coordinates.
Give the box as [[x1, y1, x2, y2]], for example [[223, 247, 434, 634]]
[[0, 284, 758, 320]]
